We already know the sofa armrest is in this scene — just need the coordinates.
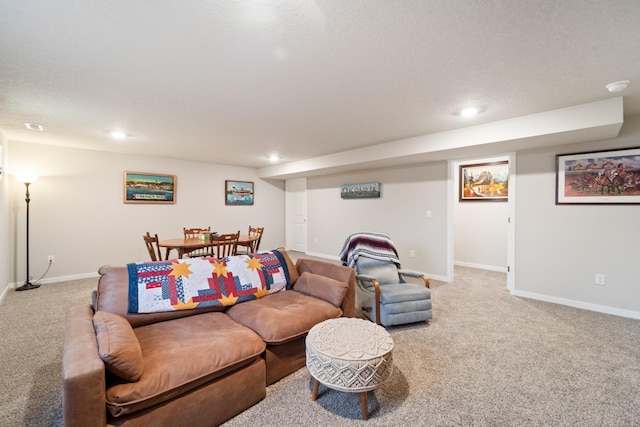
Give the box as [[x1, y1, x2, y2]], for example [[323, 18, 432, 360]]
[[62, 304, 106, 427], [295, 258, 356, 318]]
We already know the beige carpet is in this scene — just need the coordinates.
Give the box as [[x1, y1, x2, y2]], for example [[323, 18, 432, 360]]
[[1, 265, 639, 426]]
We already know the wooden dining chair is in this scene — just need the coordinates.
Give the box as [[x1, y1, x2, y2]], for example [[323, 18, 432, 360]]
[[183, 226, 212, 258], [143, 232, 162, 262], [237, 226, 264, 254], [211, 231, 240, 258]]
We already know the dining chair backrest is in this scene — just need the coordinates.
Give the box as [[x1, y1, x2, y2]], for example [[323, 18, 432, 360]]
[[143, 232, 162, 262], [248, 226, 264, 252], [183, 226, 212, 257], [212, 231, 240, 258], [183, 227, 211, 238]]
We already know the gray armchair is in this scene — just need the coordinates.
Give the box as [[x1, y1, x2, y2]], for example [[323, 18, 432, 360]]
[[340, 232, 432, 327]]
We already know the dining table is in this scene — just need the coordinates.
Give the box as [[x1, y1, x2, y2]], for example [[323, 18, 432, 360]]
[[158, 234, 259, 260]]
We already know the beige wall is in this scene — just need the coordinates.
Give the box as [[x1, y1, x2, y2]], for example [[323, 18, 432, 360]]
[[515, 115, 640, 316], [2, 115, 639, 318], [303, 162, 450, 281], [6, 142, 285, 285]]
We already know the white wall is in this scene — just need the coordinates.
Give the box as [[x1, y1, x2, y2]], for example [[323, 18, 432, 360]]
[[7, 142, 285, 284], [304, 162, 449, 281], [453, 157, 509, 271], [515, 115, 640, 317], [0, 135, 11, 301]]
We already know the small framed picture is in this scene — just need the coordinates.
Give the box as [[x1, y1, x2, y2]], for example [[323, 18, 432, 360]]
[[556, 146, 640, 204], [225, 180, 254, 205], [124, 172, 176, 204], [340, 182, 381, 199], [459, 161, 509, 201]]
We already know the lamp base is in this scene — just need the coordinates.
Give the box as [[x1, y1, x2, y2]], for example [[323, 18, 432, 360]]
[[15, 281, 40, 291]]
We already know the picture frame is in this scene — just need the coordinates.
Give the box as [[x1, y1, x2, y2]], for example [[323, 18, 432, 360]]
[[225, 180, 254, 205], [459, 161, 509, 201], [340, 182, 381, 199], [124, 172, 176, 204], [555, 146, 640, 205]]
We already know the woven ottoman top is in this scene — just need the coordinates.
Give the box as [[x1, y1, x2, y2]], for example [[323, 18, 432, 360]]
[[306, 318, 394, 392]]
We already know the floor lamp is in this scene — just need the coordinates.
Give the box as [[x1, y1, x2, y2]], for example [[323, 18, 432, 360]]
[[16, 177, 40, 291]]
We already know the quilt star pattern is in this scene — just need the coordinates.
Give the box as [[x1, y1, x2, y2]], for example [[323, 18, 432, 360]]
[[127, 249, 291, 313]]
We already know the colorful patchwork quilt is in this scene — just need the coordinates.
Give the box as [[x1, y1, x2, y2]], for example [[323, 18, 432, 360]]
[[127, 250, 291, 314]]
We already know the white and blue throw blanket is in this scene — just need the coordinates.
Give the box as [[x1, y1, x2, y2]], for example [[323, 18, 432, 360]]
[[127, 250, 291, 314], [339, 232, 401, 268]]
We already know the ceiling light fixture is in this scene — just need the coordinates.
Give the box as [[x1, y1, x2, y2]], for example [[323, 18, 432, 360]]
[[24, 123, 44, 131], [269, 154, 280, 162], [459, 107, 480, 117], [110, 131, 127, 140], [605, 80, 630, 93]]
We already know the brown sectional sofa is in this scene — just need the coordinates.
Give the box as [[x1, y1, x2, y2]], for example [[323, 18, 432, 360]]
[[62, 250, 355, 427]]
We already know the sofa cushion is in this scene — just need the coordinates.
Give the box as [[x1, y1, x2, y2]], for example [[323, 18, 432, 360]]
[[105, 312, 265, 417], [226, 290, 342, 344], [93, 311, 144, 382], [294, 272, 348, 307]]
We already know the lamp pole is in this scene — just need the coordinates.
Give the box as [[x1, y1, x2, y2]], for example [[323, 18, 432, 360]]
[[16, 181, 39, 291]]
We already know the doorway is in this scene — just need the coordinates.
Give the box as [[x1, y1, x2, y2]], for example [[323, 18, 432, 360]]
[[285, 178, 307, 253], [449, 153, 515, 290]]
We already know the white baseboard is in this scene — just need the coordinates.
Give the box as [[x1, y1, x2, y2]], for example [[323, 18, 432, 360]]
[[9, 272, 100, 288], [512, 289, 640, 320], [454, 261, 507, 273]]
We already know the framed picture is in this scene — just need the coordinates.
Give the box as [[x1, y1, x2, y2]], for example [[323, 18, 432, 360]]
[[556, 146, 640, 205], [340, 182, 381, 199], [225, 180, 254, 205], [124, 172, 176, 204], [459, 161, 509, 201]]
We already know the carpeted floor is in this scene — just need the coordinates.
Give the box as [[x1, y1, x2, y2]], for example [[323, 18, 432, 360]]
[[1, 264, 639, 426]]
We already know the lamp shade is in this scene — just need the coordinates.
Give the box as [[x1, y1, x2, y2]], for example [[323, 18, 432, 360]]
[[15, 173, 38, 184]]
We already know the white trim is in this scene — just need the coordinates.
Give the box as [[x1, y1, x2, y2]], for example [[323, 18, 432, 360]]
[[9, 272, 99, 288], [446, 160, 454, 282], [506, 151, 516, 292], [454, 261, 507, 273], [512, 290, 640, 320]]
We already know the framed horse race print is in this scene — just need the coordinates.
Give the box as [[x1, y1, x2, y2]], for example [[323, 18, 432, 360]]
[[555, 147, 640, 204]]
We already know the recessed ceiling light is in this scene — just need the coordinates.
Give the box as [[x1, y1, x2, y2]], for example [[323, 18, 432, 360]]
[[459, 107, 480, 117], [24, 123, 44, 131], [110, 131, 127, 140], [269, 154, 280, 162], [606, 80, 630, 93]]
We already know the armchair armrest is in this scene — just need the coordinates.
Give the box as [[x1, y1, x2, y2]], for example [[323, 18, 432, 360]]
[[355, 274, 382, 325], [398, 269, 430, 288], [62, 304, 106, 427]]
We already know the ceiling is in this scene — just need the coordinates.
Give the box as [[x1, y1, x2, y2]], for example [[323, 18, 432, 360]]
[[1, 1, 639, 178]]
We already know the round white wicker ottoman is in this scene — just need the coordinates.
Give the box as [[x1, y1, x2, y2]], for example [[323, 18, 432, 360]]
[[305, 317, 394, 420]]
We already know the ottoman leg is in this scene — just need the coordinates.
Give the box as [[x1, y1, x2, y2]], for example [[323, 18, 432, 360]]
[[311, 379, 320, 401], [360, 392, 368, 420]]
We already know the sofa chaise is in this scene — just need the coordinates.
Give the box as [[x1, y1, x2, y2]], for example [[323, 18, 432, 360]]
[[62, 249, 355, 426]]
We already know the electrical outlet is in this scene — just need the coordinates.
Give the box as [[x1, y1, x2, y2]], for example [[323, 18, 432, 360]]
[[595, 273, 605, 285], [48, 255, 55, 263], [409, 250, 415, 258]]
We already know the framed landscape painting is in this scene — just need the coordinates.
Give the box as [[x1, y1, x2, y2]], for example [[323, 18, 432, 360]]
[[556, 147, 640, 204], [459, 161, 509, 201], [225, 180, 254, 205], [124, 172, 176, 204]]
